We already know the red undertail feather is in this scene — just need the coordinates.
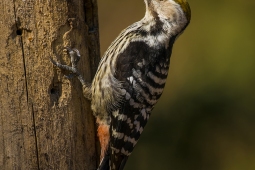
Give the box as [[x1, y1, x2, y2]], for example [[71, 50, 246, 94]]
[[97, 123, 110, 161]]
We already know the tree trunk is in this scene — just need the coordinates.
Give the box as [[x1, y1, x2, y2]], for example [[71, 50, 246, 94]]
[[0, 0, 100, 169]]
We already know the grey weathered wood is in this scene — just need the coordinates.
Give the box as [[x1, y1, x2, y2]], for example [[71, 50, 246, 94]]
[[0, 0, 100, 169]]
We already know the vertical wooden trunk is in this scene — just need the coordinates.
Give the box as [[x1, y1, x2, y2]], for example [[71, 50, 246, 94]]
[[0, 0, 100, 169]]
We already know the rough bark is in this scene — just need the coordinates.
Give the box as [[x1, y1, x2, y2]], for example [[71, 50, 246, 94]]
[[0, 0, 100, 169]]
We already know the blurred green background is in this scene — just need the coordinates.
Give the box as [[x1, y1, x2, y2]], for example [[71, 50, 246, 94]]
[[97, 0, 255, 170]]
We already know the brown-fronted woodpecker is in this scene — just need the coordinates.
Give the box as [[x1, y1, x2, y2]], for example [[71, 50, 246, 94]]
[[51, 0, 191, 169]]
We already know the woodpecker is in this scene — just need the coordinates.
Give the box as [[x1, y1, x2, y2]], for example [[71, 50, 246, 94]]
[[51, 0, 191, 169]]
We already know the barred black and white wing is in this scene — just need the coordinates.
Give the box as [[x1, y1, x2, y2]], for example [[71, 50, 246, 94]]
[[98, 32, 176, 169]]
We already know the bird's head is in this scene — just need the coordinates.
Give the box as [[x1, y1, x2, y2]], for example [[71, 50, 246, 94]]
[[144, 0, 191, 25], [173, 0, 191, 21]]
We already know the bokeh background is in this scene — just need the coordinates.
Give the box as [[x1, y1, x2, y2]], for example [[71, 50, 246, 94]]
[[97, 0, 255, 170]]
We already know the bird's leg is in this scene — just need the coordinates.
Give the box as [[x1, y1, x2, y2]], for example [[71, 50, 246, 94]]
[[50, 47, 92, 100]]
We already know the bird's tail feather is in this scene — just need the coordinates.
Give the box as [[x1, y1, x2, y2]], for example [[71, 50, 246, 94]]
[[115, 156, 128, 170], [97, 150, 110, 170], [97, 148, 129, 170]]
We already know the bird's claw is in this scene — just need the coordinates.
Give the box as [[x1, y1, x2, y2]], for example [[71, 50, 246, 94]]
[[50, 47, 81, 78], [64, 47, 81, 67]]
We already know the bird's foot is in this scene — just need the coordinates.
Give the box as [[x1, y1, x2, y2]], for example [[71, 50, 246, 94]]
[[50, 47, 81, 79], [50, 47, 92, 100]]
